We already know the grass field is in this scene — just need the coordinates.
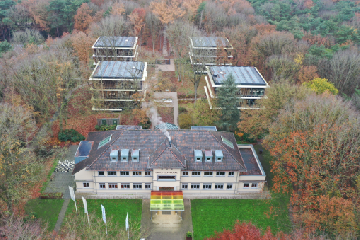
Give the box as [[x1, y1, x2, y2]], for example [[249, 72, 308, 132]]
[[65, 199, 142, 229], [191, 144, 292, 240], [25, 199, 64, 231]]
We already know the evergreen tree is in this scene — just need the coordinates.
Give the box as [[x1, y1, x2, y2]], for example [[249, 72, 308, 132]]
[[216, 73, 239, 132]]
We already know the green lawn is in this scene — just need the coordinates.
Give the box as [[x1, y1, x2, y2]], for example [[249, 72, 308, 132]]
[[65, 199, 142, 229], [25, 199, 64, 231], [191, 144, 292, 240]]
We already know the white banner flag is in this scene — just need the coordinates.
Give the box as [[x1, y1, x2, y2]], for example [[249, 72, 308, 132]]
[[82, 197, 88, 214], [101, 204, 106, 224], [125, 212, 129, 230], [69, 186, 77, 212]]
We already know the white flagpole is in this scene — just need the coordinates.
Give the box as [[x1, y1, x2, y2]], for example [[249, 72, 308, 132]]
[[101, 204, 107, 235], [82, 197, 90, 225], [69, 186, 77, 212], [125, 212, 129, 240]]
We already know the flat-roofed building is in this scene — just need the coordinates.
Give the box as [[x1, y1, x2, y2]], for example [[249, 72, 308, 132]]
[[204, 66, 270, 109], [89, 61, 147, 111], [92, 37, 138, 63], [189, 37, 233, 73]]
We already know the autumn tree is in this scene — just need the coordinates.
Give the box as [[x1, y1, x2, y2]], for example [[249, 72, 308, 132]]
[[238, 83, 312, 140], [150, 0, 186, 26], [266, 55, 301, 84], [193, 99, 220, 126], [303, 78, 338, 95], [12, 28, 44, 45], [74, 3, 94, 32], [0, 103, 43, 215], [298, 66, 319, 83], [128, 8, 146, 42], [89, 15, 129, 38], [263, 93, 360, 236], [111, 2, 125, 16]]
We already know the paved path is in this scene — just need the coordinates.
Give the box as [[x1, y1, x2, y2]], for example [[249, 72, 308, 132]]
[[54, 199, 70, 232], [141, 199, 193, 240]]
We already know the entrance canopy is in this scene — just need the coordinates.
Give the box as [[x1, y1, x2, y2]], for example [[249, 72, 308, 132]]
[[150, 191, 184, 211]]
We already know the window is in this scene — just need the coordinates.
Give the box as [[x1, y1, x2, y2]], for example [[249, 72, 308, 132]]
[[216, 172, 225, 176], [251, 183, 258, 188], [221, 136, 234, 149], [244, 183, 250, 188], [203, 184, 212, 189], [98, 135, 112, 149], [228, 172, 234, 176], [108, 171, 116, 176], [227, 184, 233, 190], [120, 171, 129, 176], [121, 183, 130, 189], [182, 184, 188, 189], [98, 171, 104, 176], [182, 171, 189, 176], [145, 171, 151, 176], [133, 171, 142, 176], [215, 184, 224, 190], [83, 182, 89, 188], [133, 183, 142, 189], [109, 183, 118, 189], [216, 157, 222, 162], [196, 157, 201, 162], [145, 183, 151, 189], [205, 157, 211, 162], [158, 176, 176, 181], [191, 184, 200, 189], [99, 183, 106, 189], [192, 172, 200, 176], [204, 172, 213, 176]]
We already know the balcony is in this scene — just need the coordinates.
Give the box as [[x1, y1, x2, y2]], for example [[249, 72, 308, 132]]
[[92, 81, 142, 91]]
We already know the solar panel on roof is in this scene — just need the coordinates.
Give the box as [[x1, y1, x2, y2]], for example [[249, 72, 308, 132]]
[[210, 66, 266, 85], [92, 61, 145, 79], [94, 37, 136, 48]]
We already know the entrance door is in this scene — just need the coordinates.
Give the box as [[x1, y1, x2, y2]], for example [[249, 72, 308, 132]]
[[159, 187, 174, 191]]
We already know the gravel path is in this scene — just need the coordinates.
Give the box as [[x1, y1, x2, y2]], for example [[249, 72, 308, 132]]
[[54, 199, 70, 233]]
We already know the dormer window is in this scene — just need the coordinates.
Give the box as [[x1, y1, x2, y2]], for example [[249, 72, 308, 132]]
[[194, 150, 203, 162], [121, 149, 129, 162], [215, 150, 223, 162], [131, 149, 139, 162], [205, 150, 212, 162], [110, 150, 118, 162]]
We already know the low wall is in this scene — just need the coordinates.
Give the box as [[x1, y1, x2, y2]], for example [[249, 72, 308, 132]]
[[75, 192, 150, 199]]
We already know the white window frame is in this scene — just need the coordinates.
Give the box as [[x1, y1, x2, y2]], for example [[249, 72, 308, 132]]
[[195, 157, 201, 162], [145, 171, 151, 176], [133, 171, 142, 176], [108, 171, 116, 176], [216, 172, 225, 176], [192, 171, 201, 176], [227, 183, 233, 190], [204, 171, 213, 176], [182, 171, 189, 176], [205, 157, 212, 162], [133, 183, 142, 189], [244, 183, 250, 188], [83, 182, 89, 188], [120, 171, 129, 176], [99, 183, 106, 189], [182, 183, 188, 189], [215, 157, 222, 162], [203, 184, 212, 190], [145, 183, 151, 189], [228, 172, 234, 176], [98, 171, 105, 176], [251, 183, 258, 188], [191, 183, 200, 189], [215, 184, 224, 190], [108, 183, 118, 189], [121, 183, 130, 189]]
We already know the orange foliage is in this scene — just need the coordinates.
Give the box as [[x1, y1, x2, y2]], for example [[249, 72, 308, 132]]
[[150, 0, 186, 25], [74, 3, 93, 32], [302, 32, 332, 47], [303, 0, 314, 9], [183, 0, 204, 16], [70, 31, 96, 65], [128, 8, 146, 36], [22, 0, 49, 31], [298, 66, 319, 83], [91, 0, 105, 6], [111, 2, 125, 16]]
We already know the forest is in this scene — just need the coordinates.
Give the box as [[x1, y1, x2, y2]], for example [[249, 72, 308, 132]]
[[0, 0, 360, 239]]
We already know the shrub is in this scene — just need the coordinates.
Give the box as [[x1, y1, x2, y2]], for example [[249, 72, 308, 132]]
[[139, 117, 151, 129], [58, 129, 85, 142], [178, 107, 188, 114], [95, 124, 117, 131]]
